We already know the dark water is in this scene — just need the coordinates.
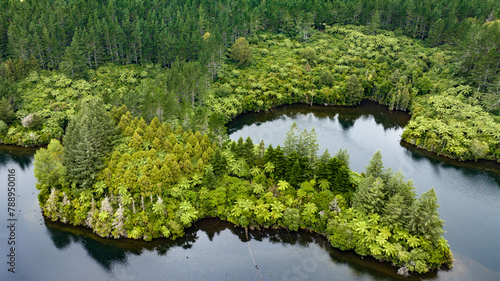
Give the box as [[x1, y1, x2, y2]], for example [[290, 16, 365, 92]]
[[228, 101, 500, 280], [1, 101, 500, 280]]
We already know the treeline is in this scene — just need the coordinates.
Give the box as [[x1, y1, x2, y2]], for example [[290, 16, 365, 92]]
[[1, 0, 498, 69], [0, 62, 215, 146], [212, 25, 446, 115], [1, 24, 499, 162], [34, 100, 452, 275]]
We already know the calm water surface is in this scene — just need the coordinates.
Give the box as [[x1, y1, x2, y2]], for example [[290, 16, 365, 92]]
[[1, 101, 499, 280]]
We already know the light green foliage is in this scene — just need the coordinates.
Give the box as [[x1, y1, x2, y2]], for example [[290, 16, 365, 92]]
[[301, 47, 316, 62], [230, 37, 252, 66], [37, 115, 451, 274], [283, 208, 301, 231], [34, 139, 67, 194], [402, 93, 500, 161], [283, 122, 318, 164]]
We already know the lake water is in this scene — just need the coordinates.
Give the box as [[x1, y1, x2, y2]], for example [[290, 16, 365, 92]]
[[1, 101, 500, 280]]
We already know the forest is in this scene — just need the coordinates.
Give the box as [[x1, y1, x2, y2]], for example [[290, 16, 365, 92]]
[[0, 0, 499, 161], [0, 0, 498, 276], [34, 99, 452, 275]]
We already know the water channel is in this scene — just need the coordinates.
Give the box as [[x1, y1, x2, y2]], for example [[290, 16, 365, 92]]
[[1, 101, 499, 280]]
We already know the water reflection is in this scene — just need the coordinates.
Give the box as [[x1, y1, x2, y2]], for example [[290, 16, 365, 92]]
[[226, 102, 500, 279], [227, 101, 411, 135], [44, 216, 443, 280], [400, 141, 500, 186], [0, 145, 37, 170]]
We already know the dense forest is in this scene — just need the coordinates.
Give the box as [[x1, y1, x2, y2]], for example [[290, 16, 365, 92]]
[[0, 0, 499, 161], [0, 0, 498, 276], [34, 100, 452, 275]]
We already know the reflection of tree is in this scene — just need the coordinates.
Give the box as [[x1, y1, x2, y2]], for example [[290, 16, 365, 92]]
[[45, 217, 441, 279], [44, 219, 197, 271], [0, 145, 36, 171], [226, 101, 411, 136], [400, 141, 500, 186]]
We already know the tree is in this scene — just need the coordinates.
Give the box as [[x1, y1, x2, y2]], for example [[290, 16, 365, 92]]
[[63, 97, 118, 189], [352, 176, 386, 214], [365, 151, 384, 178], [407, 188, 444, 242], [369, 10, 381, 34], [301, 47, 316, 62], [60, 30, 88, 79], [345, 74, 364, 105], [0, 97, 15, 125], [230, 37, 252, 66], [34, 139, 67, 192], [319, 70, 334, 87]]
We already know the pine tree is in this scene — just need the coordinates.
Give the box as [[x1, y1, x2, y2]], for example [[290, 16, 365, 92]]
[[283, 122, 299, 156], [352, 176, 386, 214], [407, 188, 444, 242], [63, 97, 118, 190], [211, 147, 227, 176], [60, 29, 88, 79], [365, 151, 384, 178]]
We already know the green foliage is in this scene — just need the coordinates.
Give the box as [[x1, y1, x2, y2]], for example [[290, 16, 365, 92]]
[[63, 97, 118, 189], [402, 93, 500, 161], [36, 116, 451, 275], [230, 37, 252, 66], [319, 70, 334, 87], [60, 30, 88, 79], [34, 139, 67, 193], [345, 74, 364, 105], [283, 208, 301, 231], [0, 120, 7, 136], [0, 97, 15, 125], [301, 47, 316, 62]]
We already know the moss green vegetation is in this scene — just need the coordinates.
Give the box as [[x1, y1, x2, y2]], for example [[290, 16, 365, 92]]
[[2, 23, 499, 163], [35, 103, 452, 275], [3, 0, 496, 276], [403, 91, 500, 161]]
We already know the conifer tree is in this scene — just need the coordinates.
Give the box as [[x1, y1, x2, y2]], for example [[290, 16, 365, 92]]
[[407, 188, 444, 242], [365, 151, 384, 178], [60, 29, 88, 79], [63, 97, 118, 190]]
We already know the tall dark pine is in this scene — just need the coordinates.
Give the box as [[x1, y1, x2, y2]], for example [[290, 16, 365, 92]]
[[63, 98, 118, 190], [60, 30, 88, 79]]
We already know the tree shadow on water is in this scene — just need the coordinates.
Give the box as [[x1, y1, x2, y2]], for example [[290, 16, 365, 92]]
[[0, 145, 37, 171]]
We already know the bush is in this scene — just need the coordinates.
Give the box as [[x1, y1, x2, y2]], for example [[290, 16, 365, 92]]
[[320, 70, 334, 87], [230, 37, 252, 66], [301, 47, 317, 62]]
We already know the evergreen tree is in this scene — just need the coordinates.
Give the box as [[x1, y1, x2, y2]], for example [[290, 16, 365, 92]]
[[63, 97, 118, 190], [369, 10, 381, 34], [365, 151, 384, 178], [407, 188, 444, 242], [352, 176, 386, 214], [60, 30, 88, 79], [211, 147, 227, 176]]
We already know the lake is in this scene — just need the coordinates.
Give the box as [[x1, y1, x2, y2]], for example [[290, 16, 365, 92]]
[[1, 101, 499, 280]]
